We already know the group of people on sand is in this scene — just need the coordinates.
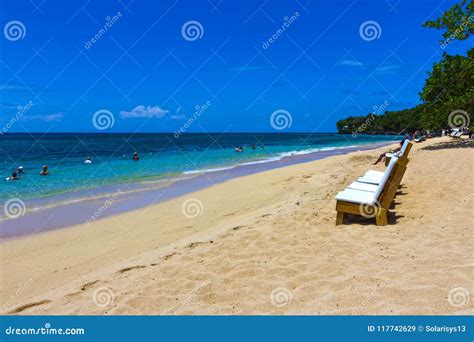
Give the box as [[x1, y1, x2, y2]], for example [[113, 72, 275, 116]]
[[373, 126, 473, 165], [373, 131, 427, 165], [6, 152, 141, 182], [443, 126, 472, 138], [234, 144, 264, 153]]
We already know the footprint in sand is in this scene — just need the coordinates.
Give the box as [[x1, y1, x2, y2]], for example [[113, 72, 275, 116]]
[[9, 300, 51, 314], [117, 265, 146, 274]]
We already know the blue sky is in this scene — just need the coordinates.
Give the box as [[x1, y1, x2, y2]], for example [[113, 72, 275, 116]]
[[0, 0, 471, 133]]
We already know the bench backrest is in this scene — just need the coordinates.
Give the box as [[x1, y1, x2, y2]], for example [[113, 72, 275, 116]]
[[400, 140, 413, 158], [374, 156, 398, 199]]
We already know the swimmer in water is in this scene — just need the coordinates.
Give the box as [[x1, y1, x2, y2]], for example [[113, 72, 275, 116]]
[[10, 171, 19, 180], [133, 152, 139, 161], [40, 165, 49, 176], [84, 156, 92, 164], [17, 166, 25, 175]]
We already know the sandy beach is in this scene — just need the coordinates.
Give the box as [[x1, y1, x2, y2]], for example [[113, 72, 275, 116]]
[[1, 136, 473, 315]]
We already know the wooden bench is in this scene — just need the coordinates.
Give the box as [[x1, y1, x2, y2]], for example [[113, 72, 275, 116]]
[[335, 156, 407, 226]]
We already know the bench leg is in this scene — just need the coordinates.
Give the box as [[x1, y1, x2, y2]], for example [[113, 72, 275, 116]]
[[375, 208, 388, 226], [336, 211, 345, 225]]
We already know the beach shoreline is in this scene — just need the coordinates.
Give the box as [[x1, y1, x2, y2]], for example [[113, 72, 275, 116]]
[[1, 141, 396, 239], [1, 136, 473, 315]]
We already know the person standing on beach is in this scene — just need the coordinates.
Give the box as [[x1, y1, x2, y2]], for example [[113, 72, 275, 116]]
[[133, 152, 139, 161]]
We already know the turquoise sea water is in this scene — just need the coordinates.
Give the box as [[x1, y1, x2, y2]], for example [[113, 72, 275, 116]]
[[1, 133, 400, 202]]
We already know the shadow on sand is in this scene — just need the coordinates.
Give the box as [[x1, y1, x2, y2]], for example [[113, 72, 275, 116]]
[[421, 138, 474, 151]]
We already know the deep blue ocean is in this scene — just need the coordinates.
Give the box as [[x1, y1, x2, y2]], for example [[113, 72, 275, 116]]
[[1, 133, 399, 201]]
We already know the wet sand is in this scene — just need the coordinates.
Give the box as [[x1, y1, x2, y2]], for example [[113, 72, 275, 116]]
[[0, 143, 392, 238], [1, 136, 473, 315]]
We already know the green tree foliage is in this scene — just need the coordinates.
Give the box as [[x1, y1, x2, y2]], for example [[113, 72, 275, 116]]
[[423, 0, 473, 43], [337, 1, 473, 134], [336, 106, 423, 135], [419, 49, 474, 130]]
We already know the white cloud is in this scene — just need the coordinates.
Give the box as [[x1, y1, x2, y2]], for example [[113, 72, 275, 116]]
[[340, 60, 364, 67], [120, 105, 169, 118], [374, 64, 400, 74], [171, 114, 185, 120], [24, 112, 64, 122]]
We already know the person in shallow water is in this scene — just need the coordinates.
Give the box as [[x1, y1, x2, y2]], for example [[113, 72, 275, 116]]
[[133, 152, 139, 161], [10, 171, 19, 180], [84, 156, 92, 164], [17, 166, 25, 175], [40, 165, 49, 175]]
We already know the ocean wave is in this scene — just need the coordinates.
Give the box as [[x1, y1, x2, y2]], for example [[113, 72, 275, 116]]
[[181, 145, 359, 176]]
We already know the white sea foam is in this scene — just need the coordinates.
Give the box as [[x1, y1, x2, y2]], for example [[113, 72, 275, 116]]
[[182, 145, 359, 176]]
